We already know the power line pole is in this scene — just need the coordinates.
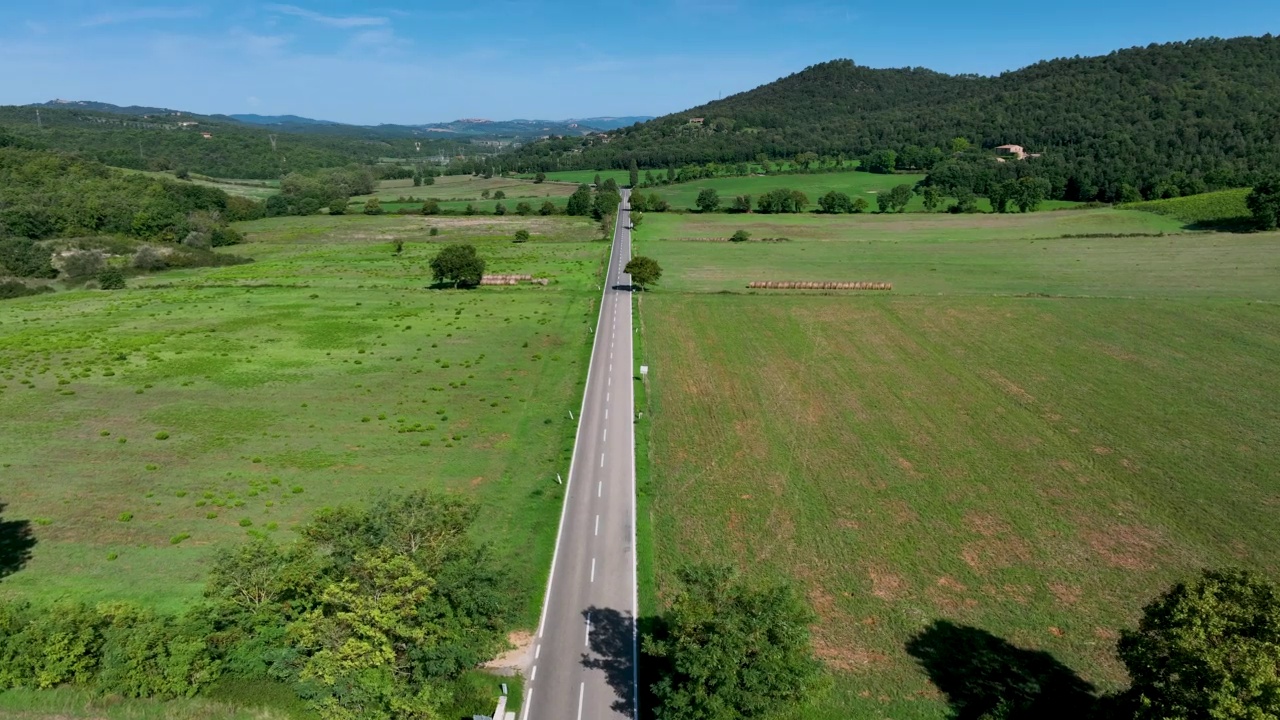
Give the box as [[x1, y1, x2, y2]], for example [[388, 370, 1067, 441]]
[[35, 109, 42, 129], [268, 134, 278, 152]]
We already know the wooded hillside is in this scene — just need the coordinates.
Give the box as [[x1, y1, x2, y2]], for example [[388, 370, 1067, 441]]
[[508, 36, 1280, 201]]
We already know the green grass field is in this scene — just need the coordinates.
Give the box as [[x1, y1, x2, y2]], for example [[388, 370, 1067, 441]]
[[515, 169, 633, 186], [0, 213, 605, 622], [633, 209, 1280, 718], [1124, 187, 1252, 228]]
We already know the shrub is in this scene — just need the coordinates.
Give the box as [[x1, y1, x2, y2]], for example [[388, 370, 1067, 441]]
[[363, 198, 383, 215], [429, 227, 440, 237], [132, 246, 167, 271], [0, 279, 53, 300], [515, 201, 532, 215], [118, 512, 133, 522], [61, 250, 106, 279], [514, 229, 530, 243], [155, 431, 170, 440], [98, 268, 126, 290], [730, 230, 750, 242], [329, 198, 348, 215], [238, 518, 253, 528]]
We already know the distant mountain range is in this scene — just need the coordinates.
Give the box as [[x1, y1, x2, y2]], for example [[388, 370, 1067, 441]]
[[31, 100, 652, 138]]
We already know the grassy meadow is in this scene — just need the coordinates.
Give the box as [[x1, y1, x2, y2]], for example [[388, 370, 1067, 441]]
[[632, 208, 1280, 718], [0, 212, 606, 622], [1124, 187, 1252, 228]]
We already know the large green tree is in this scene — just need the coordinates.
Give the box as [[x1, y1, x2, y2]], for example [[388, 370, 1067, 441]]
[[428, 244, 485, 288], [566, 184, 593, 216], [645, 565, 821, 720], [695, 188, 721, 213], [624, 255, 662, 289], [1246, 179, 1280, 230], [1118, 568, 1280, 720]]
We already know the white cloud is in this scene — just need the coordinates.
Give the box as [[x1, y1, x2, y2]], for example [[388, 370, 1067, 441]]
[[81, 6, 203, 27], [265, 4, 388, 29]]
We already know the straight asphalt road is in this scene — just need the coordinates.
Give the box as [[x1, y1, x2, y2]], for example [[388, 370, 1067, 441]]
[[521, 190, 637, 720]]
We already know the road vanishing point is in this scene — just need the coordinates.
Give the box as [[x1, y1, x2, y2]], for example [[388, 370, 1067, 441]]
[[521, 190, 638, 720]]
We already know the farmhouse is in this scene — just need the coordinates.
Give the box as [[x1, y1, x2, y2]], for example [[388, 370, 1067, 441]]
[[200, 132, 213, 139], [688, 117, 705, 125], [994, 144, 1043, 161]]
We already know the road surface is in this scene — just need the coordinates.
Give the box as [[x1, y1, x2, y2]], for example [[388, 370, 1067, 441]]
[[522, 190, 637, 720]]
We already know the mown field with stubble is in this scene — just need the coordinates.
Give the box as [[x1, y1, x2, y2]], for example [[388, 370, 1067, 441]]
[[632, 210, 1280, 719]]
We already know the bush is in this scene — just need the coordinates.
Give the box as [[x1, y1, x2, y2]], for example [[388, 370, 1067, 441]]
[[98, 268, 126, 290], [429, 227, 440, 237], [421, 199, 441, 215], [514, 229, 530, 243], [0, 279, 53, 300], [329, 198, 348, 215], [0, 236, 56, 278], [60, 250, 106, 279], [363, 198, 384, 215], [132, 246, 168, 271], [730, 230, 750, 242]]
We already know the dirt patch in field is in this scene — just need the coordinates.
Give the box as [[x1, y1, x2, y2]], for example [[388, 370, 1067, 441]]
[[980, 369, 1036, 405], [484, 630, 534, 672], [1049, 582, 1082, 606], [1084, 524, 1166, 570], [868, 566, 907, 601]]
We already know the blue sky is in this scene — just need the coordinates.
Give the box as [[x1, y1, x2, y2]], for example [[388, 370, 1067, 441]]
[[1, 1, 1277, 124]]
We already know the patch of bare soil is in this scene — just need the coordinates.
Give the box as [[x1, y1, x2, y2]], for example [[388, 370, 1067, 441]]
[[1085, 524, 1166, 570], [484, 630, 535, 672], [868, 566, 906, 601]]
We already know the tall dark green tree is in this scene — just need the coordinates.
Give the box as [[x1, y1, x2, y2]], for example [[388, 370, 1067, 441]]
[[566, 184, 593, 216], [624, 255, 662, 289], [1118, 568, 1280, 720], [629, 159, 640, 188], [695, 188, 721, 213], [645, 564, 821, 720], [429, 243, 485, 288], [1246, 179, 1280, 230]]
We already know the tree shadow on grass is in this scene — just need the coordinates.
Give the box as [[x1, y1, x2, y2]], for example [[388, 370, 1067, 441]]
[[581, 606, 637, 717], [906, 620, 1097, 720], [0, 503, 35, 581]]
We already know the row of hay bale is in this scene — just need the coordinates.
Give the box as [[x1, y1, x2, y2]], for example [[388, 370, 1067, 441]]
[[747, 281, 892, 290], [480, 274, 547, 286]]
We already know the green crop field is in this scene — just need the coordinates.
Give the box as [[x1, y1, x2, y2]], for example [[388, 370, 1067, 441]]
[[1124, 187, 1252, 227], [632, 210, 1280, 719], [0, 213, 606, 621], [361, 174, 576, 204], [516, 169, 633, 186], [627, 209, 1263, 296]]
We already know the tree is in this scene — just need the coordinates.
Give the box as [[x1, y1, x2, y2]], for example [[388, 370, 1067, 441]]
[[515, 201, 532, 215], [420, 199, 440, 215], [631, 212, 644, 230], [593, 173, 602, 187], [464, 203, 477, 216], [730, 195, 752, 213], [645, 564, 821, 720], [412, 172, 421, 187], [422, 174, 435, 186], [533, 172, 546, 184], [624, 255, 662, 289], [429, 244, 485, 288], [566, 184, 593, 216], [363, 198, 383, 215], [817, 191, 855, 213], [629, 160, 639, 188], [730, 230, 750, 242], [1012, 176, 1050, 212], [630, 193, 650, 212], [538, 200, 556, 216], [989, 180, 1016, 213], [592, 188, 622, 220], [480, 189, 490, 200], [329, 198, 348, 215], [921, 185, 942, 212], [61, 250, 105, 279], [1118, 568, 1280, 720], [1247, 179, 1280, 230], [889, 184, 914, 212], [514, 229, 530, 243], [494, 202, 507, 216], [648, 194, 671, 212], [852, 197, 869, 213], [695, 188, 721, 213], [493, 190, 506, 200]]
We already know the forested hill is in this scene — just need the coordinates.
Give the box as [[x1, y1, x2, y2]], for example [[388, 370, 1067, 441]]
[[0, 106, 458, 179], [508, 35, 1280, 201]]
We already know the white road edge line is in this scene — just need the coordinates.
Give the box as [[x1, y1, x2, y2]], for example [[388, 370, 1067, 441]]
[[590, 558, 596, 583], [577, 682, 585, 720], [530, 665, 537, 681]]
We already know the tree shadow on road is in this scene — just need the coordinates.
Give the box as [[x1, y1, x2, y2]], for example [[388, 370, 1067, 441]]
[[906, 620, 1098, 720], [0, 503, 35, 582], [581, 605, 637, 717]]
